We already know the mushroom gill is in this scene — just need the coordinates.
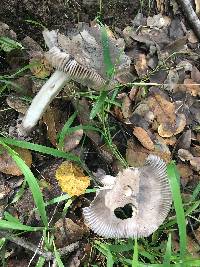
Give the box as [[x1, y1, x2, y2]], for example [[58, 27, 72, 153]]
[[20, 24, 132, 134], [83, 155, 172, 238]]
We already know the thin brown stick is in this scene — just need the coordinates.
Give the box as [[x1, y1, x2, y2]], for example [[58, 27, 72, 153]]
[[177, 0, 200, 40]]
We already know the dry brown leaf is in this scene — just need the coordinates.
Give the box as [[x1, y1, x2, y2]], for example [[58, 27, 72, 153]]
[[195, 0, 200, 15], [42, 107, 57, 147], [126, 138, 171, 167], [134, 53, 148, 77], [55, 161, 90, 196], [6, 94, 29, 114], [63, 129, 83, 152], [30, 55, 52, 79], [133, 127, 154, 150], [0, 146, 32, 176], [177, 163, 193, 185], [191, 66, 200, 83], [148, 92, 176, 126], [178, 149, 194, 161], [187, 30, 198, 43], [183, 78, 200, 97], [121, 95, 132, 119], [190, 157, 200, 172], [54, 218, 88, 247], [158, 113, 186, 137]]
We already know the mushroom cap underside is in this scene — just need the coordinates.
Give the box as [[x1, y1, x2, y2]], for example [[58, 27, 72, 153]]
[[83, 155, 172, 238]]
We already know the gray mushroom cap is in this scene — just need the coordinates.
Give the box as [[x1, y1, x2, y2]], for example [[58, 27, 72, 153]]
[[83, 155, 172, 238], [44, 24, 132, 90]]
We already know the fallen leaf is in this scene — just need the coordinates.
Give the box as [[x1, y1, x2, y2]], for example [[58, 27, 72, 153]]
[[126, 137, 171, 167], [55, 161, 90, 196], [134, 53, 148, 77], [158, 113, 186, 137], [187, 30, 198, 43], [148, 91, 176, 126], [121, 95, 132, 119], [0, 146, 32, 176], [191, 66, 200, 83], [30, 55, 52, 79], [133, 127, 154, 150], [178, 149, 194, 161], [6, 94, 29, 114], [42, 107, 58, 147], [195, 0, 200, 15], [177, 163, 193, 185], [190, 157, 200, 172], [183, 79, 200, 97], [54, 218, 88, 247], [63, 129, 83, 152]]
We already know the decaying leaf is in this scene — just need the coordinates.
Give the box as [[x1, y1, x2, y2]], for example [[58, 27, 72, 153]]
[[190, 157, 200, 172], [63, 129, 83, 152], [183, 78, 200, 97], [6, 94, 29, 114], [54, 218, 88, 247], [134, 53, 148, 77], [177, 163, 193, 185], [148, 91, 176, 126], [178, 149, 194, 161], [133, 127, 154, 150], [42, 107, 58, 147], [126, 138, 171, 167], [158, 113, 186, 137], [55, 161, 90, 196], [0, 146, 32, 176], [30, 55, 52, 79], [121, 95, 132, 119]]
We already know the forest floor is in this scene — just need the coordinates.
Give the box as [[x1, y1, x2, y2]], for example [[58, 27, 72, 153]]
[[0, 0, 200, 266]]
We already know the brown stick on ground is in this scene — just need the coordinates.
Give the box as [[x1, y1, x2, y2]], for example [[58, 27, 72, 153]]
[[177, 0, 200, 40]]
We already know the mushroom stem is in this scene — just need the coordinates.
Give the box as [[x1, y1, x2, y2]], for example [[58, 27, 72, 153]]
[[22, 70, 70, 133]]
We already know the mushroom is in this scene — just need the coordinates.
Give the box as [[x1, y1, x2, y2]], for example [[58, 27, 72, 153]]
[[21, 24, 132, 134], [83, 155, 172, 238]]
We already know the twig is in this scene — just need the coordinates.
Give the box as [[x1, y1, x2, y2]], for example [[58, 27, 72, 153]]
[[177, 0, 200, 40], [0, 231, 53, 261], [0, 231, 79, 262]]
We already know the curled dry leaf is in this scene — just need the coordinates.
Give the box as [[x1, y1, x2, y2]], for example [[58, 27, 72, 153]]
[[54, 218, 88, 247], [6, 94, 29, 114], [190, 157, 200, 172], [55, 161, 90, 197], [158, 113, 186, 137], [177, 163, 193, 185], [63, 129, 83, 152], [133, 127, 154, 150], [178, 149, 194, 161], [183, 78, 200, 97], [121, 95, 132, 119], [42, 107, 57, 147], [126, 137, 171, 167], [0, 146, 32, 176], [30, 55, 52, 79], [134, 53, 148, 77], [148, 92, 176, 126]]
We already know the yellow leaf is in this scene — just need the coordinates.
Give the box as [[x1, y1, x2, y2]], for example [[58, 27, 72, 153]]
[[55, 161, 90, 196]]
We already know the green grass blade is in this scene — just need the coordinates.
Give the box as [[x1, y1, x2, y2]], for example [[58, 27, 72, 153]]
[[53, 242, 65, 267], [35, 256, 45, 267], [0, 220, 43, 231], [167, 162, 187, 263], [57, 111, 77, 149], [90, 90, 108, 119], [132, 238, 138, 267], [0, 142, 48, 228], [190, 182, 200, 202], [163, 233, 171, 266], [100, 24, 114, 78], [0, 137, 80, 163]]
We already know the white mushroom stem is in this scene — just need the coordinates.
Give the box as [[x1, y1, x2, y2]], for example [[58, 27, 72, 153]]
[[22, 70, 70, 132]]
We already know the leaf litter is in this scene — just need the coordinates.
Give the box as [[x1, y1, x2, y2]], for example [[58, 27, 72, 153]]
[[0, 2, 200, 265]]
